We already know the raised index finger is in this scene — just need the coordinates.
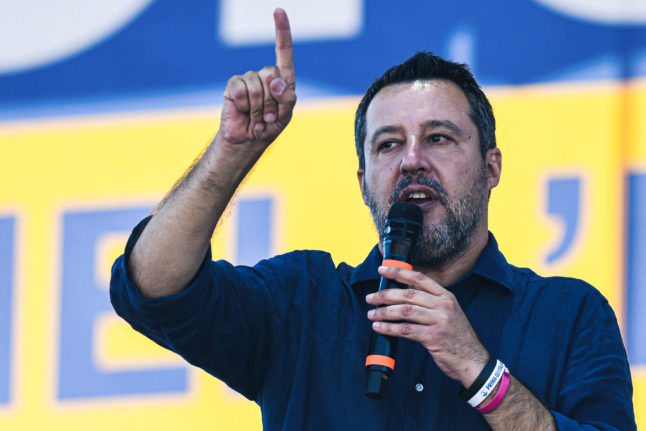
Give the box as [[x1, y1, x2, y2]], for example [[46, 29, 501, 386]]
[[273, 8, 295, 88]]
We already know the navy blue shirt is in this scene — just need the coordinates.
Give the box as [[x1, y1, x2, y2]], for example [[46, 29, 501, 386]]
[[110, 217, 635, 430]]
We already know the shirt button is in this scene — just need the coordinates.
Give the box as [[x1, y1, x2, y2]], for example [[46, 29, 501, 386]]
[[415, 383, 424, 392]]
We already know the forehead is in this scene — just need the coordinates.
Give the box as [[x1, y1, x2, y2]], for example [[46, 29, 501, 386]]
[[365, 79, 474, 134]]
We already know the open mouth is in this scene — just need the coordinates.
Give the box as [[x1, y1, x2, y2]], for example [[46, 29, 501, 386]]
[[399, 185, 443, 207], [404, 192, 437, 206], [405, 191, 438, 206]]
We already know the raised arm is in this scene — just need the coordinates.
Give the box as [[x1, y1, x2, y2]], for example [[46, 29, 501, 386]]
[[129, 8, 296, 298]]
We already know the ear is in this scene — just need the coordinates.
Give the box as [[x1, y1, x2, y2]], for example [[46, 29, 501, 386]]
[[357, 168, 369, 206], [485, 147, 502, 190]]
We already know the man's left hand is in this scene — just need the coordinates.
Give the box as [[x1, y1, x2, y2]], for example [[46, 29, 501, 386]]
[[366, 265, 489, 388]]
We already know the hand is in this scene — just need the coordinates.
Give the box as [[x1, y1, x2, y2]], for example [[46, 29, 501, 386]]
[[219, 8, 296, 148], [366, 266, 489, 387]]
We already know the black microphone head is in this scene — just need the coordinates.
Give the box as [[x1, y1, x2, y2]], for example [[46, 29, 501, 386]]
[[386, 202, 423, 225], [383, 203, 423, 262]]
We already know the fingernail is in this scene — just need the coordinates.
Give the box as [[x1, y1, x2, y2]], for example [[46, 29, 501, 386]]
[[373, 322, 382, 329], [264, 112, 276, 122], [254, 122, 265, 131], [366, 293, 374, 301], [367, 309, 375, 318], [272, 79, 286, 95]]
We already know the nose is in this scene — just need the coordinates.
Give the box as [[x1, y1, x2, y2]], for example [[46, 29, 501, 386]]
[[400, 138, 431, 176]]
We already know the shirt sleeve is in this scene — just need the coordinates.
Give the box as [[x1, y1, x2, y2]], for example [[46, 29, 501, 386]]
[[549, 289, 636, 430], [109, 216, 306, 401]]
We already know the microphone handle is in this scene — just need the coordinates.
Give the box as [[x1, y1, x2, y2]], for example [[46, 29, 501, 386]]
[[365, 277, 407, 399]]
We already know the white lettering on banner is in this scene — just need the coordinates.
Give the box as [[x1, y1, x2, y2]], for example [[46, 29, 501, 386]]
[[219, 0, 363, 45], [532, 0, 646, 25], [0, 0, 155, 74]]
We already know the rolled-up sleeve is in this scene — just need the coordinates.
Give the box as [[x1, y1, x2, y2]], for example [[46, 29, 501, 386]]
[[109, 216, 283, 400]]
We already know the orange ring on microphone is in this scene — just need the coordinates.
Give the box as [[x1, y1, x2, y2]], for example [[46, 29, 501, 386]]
[[365, 354, 396, 370], [382, 259, 412, 270]]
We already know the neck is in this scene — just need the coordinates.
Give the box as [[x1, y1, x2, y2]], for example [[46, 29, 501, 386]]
[[412, 222, 490, 287]]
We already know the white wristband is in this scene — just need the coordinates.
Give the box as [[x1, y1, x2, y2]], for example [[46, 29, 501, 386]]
[[467, 359, 505, 407]]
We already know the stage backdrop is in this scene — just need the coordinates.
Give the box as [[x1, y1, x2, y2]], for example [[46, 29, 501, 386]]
[[1, 0, 645, 429]]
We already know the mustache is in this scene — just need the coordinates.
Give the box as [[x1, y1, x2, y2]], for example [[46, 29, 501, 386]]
[[389, 176, 449, 206]]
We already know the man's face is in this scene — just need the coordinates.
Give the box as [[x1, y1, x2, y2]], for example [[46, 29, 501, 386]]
[[357, 79, 498, 267]]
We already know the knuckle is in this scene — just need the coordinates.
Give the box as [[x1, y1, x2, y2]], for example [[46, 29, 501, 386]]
[[403, 289, 416, 300], [402, 304, 414, 316], [231, 87, 247, 101], [400, 324, 413, 336], [436, 312, 450, 327], [243, 70, 258, 79], [446, 303, 457, 315], [228, 88, 248, 102], [413, 272, 426, 282], [226, 75, 241, 86], [443, 298, 458, 313], [259, 66, 278, 78]]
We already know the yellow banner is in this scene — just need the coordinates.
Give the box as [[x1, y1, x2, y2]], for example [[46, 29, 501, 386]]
[[0, 80, 643, 429]]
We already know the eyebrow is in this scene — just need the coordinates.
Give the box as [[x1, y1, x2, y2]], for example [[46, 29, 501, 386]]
[[370, 125, 404, 148], [422, 119, 466, 138]]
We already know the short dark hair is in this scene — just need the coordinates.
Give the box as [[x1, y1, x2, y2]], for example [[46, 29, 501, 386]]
[[354, 52, 496, 170]]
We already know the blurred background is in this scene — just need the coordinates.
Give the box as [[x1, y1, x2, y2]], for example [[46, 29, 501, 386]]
[[0, 0, 645, 429]]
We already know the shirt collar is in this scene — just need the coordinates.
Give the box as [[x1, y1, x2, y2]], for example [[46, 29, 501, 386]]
[[467, 233, 513, 292], [350, 232, 514, 293], [349, 244, 383, 286]]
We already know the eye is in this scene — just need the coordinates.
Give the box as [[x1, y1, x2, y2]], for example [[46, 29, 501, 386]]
[[377, 140, 398, 151], [429, 134, 451, 144]]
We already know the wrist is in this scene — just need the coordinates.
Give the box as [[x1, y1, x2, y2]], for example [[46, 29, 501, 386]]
[[475, 370, 503, 408], [214, 129, 268, 157], [476, 367, 510, 414], [204, 134, 266, 181], [459, 357, 506, 408], [459, 355, 491, 389]]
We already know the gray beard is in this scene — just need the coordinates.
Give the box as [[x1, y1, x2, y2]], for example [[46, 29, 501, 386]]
[[365, 170, 488, 268]]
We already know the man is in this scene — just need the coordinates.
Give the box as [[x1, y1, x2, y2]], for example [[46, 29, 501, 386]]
[[110, 9, 636, 430]]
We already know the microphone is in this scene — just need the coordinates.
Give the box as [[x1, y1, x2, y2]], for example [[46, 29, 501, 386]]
[[365, 202, 423, 399]]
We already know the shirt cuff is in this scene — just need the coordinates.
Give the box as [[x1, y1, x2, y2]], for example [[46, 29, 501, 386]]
[[109, 215, 214, 327]]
